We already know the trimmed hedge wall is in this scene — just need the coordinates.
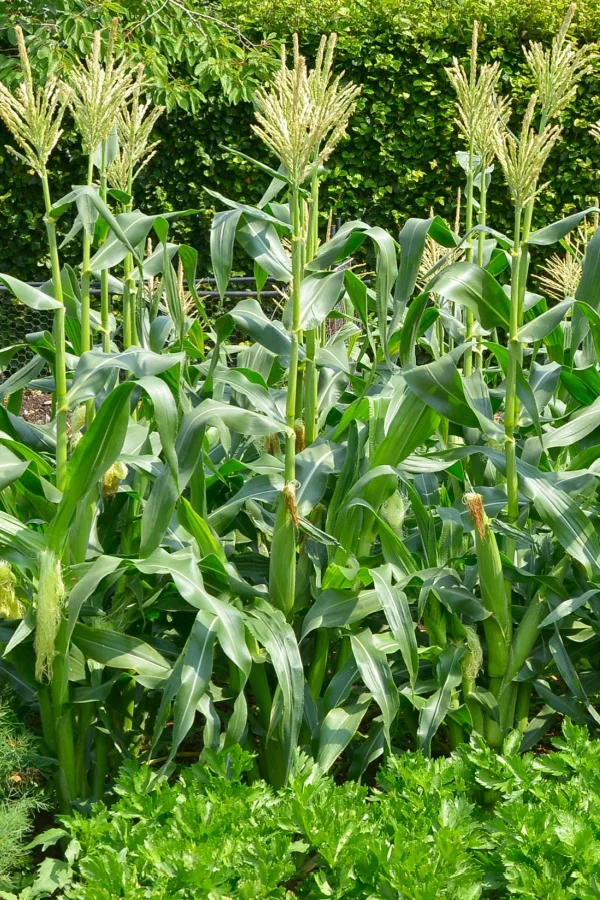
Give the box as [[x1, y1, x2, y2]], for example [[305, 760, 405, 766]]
[[2, 0, 600, 280]]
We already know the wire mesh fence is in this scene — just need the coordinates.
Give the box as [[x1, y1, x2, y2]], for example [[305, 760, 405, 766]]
[[0, 276, 283, 379]]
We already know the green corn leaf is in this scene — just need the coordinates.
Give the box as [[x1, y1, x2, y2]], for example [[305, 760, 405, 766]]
[[540, 591, 600, 627], [351, 628, 399, 746], [348, 720, 386, 779], [426, 261, 510, 330], [398, 292, 429, 366], [301, 589, 381, 639], [216, 299, 302, 365], [528, 207, 599, 245], [246, 601, 304, 781], [295, 441, 345, 515], [317, 696, 371, 772], [298, 270, 345, 331], [344, 269, 369, 328], [177, 498, 227, 562], [205, 188, 290, 228], [403, 356, 480, 428], [0, 275, 61, 310], [305, 220, 371, 271], [67, 348, 184, 409], [236, 219, 292, 282], [0, 510, 46, 557], [67, 556, 123, 641], [135, 549, 251, 677], [372, 568, 418, 689], [543, 395, 600, 450], [86, 207, 197, 271], [137, 375, 179, 488], [395, 215, 456, 312], [49, 382, 135, 547], [152, 610, 218, 764], [72, 624, 171, 685], [572, 227, 600, 348], [323, 657, 360, 712], [212, 365, 286, 423], [549, 628, 587, 703], [417, 645, 464, 754], [373, 388, 439, 468], [210, 208, 244, 299], [0, 446, 29, 491]]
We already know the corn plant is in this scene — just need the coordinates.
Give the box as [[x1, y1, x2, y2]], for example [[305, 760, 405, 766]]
[[202, 18, 600, 766], [0, 13, 599, 818]]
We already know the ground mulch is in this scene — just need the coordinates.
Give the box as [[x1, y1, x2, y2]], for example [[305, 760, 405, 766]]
[[19, 391, 52, 426]]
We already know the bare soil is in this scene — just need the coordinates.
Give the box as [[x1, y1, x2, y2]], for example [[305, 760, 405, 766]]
[[20, 391, 52, 426]]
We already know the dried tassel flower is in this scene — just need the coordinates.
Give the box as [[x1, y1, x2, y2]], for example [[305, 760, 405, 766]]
[[0, 26, 70, 177], [535, 234, 584, 300], [252, 33, 361, 185], [418, 206, 464, 289], [67, 21, 137, 155], [34, 549, 65, 682], [107, 63, 164, 193], [494, 95, 561, 208], [524, 5, 595, 124], [446, 22, 510, 166]]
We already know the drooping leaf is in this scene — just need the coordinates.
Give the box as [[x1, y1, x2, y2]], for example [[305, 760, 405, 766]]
[[317, 696, 371, 773], [351, 628, 399, 746], [246, 601, 304, 780], [372, 568, 418, 689], [426, 261, 510, 329]]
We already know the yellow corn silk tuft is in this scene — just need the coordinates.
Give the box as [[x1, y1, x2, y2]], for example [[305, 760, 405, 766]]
[[283, 482, 299, 527], [255, 433, 282, 458], [70, 405, 87, 438], [266, 433, 282, 457], [294, 421, 306, 453], [460, 625, 483, 681], [34, 549, 65, 682], [464, 491, 486, 540], [381, 491, 405, 532], [102, 461, 128, 499], [0, 561, 22, 620]]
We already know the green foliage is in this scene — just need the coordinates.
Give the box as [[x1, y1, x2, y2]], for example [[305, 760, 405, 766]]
[[38, 746, 485, 898], [458, 721, 600, 897], [3, 0, 600, 282], [0, 701, 41, 888], [5, 0, 600, 845], [24, 720, 600, 898], [0, 0, 277, 280]]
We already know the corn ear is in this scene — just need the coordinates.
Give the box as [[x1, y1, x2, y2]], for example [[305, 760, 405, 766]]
[[34, 549, 65, 682], [465, 492, 511, 680], [269, 489, 298, 618]]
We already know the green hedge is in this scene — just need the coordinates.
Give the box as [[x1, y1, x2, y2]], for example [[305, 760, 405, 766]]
[[28, 721, 600, 897], [2, 0, 600, 280]]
